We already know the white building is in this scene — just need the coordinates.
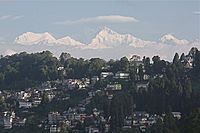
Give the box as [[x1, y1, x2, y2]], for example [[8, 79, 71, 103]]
[[136, 82, 149, 91], [48, 112, 61, 124], [143, 74, 150, 80], [100, 72, 113, 79], [32, 98, 42, 107], [91, 76, 99, 85], [172, 112, 181, 120], [105, 84, 122, 91], [18, 100, 32, 108], [3, 111, 15, 129], [115, 72, 129, 79], [50, 125, 58, 133]]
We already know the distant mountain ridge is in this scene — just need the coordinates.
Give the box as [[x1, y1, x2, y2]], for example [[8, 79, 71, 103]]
[[15, 27, 195, 49], [160, 34, 189, 45], [15, 32, 57, 45], [87, 27, 153, 49], [15, 32, 84, 47]]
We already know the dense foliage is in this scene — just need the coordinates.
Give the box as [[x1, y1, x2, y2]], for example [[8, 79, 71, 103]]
[[0, 51, 60, 90]]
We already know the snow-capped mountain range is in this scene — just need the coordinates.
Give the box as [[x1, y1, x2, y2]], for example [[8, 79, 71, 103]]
[[15, 32, 56, 45], [87, 27, 153, 49], [15, 32, 83, 47], [10, 27, 199, 60], [14, 27, 194, 49], [160, 34, 189, 45]]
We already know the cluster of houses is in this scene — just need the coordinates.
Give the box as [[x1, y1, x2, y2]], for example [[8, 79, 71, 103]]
[[44, 88, 108, 133], [123, 111, 181, 132], [0, 111, 26, 129], [64, 79, 90, 90], [45, 108, 106, 133]]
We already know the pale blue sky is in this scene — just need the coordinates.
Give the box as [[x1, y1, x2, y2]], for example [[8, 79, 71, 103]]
[[0, 0, 199, 43]]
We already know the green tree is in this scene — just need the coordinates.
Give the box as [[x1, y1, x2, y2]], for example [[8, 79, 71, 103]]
[[119, 56, 129, 72], [184, 108, 200, 133], [41, 92, 49, 104], [163, 113, 179, 133], [173, 53, 179, 64], [59, 52, 71, 64], [193, 50, 200, 80], [110, 93, 133, 132], [0, 95, 6, 111], [152, 56, 160, 64], [180, 53, 185, 61], [183, 78, 192, 99], [143, 56, 151, 74], [88, 58, 106, 76], [149, 118, 164, 133]]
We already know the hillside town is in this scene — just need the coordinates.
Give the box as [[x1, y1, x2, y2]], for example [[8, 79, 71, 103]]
[[0, 47, 200, 133], [0, 51, 195, 133]]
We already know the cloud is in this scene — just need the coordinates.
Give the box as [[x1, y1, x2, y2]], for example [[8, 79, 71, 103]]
[[0, 15, 11, 20], [193, 11, 200, 15], [55, 15, 138, 25], [12, 15, 24, 20], [0, 15, 24, 20]]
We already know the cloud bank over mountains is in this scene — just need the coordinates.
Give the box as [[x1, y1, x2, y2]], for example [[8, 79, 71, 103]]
[[54, 15, 138, 25], [2, 27, 200, 61]]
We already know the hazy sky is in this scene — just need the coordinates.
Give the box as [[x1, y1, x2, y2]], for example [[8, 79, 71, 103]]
[[0, 0, 199, 43]]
